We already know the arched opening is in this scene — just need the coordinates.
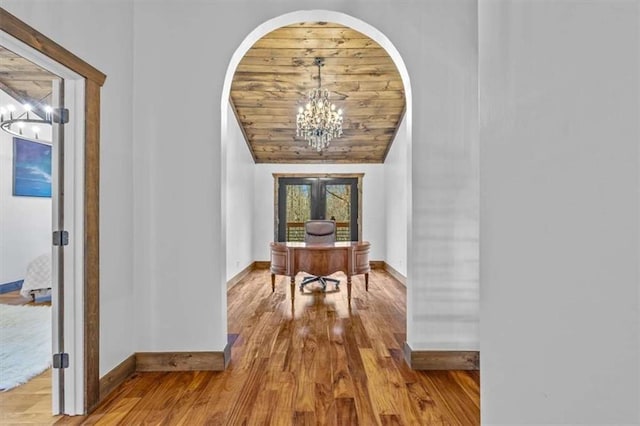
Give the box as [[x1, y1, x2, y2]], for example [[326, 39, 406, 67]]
[[220, 10, 413, 349]]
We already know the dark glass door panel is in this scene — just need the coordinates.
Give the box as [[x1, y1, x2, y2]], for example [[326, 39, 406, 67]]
[[284, 182, 312, 241], [277, 177, 358, 242], [321, 180, 357, 241]]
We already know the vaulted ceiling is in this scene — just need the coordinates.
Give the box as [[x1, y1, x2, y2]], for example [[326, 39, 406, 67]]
[[230, 22, 406, 164], [0, 46, 57, 118]]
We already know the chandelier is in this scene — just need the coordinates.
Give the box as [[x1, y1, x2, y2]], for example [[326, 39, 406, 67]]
[[296, 57, 343, 152], [0, 102, 52, 142]]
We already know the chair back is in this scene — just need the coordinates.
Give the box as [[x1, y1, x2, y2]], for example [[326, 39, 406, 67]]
[[304, 220, 336, 244]]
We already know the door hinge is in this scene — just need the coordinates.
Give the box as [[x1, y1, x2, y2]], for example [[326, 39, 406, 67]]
[[52, 107, 69, 124], [53, 353, 69, 369], [52, 230, 69, 246]]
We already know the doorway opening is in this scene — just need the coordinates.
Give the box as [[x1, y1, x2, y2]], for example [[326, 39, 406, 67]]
[[221, 8, 412, 359], [1, 9, 105, 415], [275, 174, 362, 242], [0, 32, 84, 416], [0, 54, 58, 421]]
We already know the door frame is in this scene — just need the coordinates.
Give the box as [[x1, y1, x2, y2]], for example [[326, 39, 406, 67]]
[[273, 173, 363, 242], [0, 8, 106, 414]]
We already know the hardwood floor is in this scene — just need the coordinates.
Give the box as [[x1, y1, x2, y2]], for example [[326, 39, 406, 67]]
[[0, 369, 59, 425], [58, 268, 480, 425], [0, 270, 480, 424], [0, 290, 57, 425]]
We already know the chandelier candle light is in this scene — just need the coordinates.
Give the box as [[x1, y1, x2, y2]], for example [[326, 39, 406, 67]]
[[0, 102, 53, 142], [296, 57, 343, 152]]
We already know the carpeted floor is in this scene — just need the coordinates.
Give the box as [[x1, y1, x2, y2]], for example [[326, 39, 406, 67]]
[[0, 304, 51, 391]]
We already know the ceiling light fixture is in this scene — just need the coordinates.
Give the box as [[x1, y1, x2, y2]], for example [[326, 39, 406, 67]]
[[296, 57, 343, 152], [0, 102, 52, 142]]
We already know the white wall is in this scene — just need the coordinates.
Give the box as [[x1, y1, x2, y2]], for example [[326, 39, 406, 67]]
[[131, 0, 478, 356], [132, 2, 227, 352], [0, 91, 52, 284], [2, 1, 136, 376], [225, 103, 255, 280], [253, 163, 386, 262], [384, 115, 408, 276], [480, 1, 639, 424], [405, 0, 479, 351]]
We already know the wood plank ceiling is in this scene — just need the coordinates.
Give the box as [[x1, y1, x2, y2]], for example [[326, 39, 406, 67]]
[[2, 24, 406, 164], [230, 22, 406, 164], [0, 46, 58, 117]]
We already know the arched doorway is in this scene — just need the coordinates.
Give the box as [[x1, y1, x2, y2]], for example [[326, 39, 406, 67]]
[[220, 9, 413, 350]]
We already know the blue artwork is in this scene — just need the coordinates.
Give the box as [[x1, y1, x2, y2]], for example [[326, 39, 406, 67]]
[[13, 137, 52, 197]]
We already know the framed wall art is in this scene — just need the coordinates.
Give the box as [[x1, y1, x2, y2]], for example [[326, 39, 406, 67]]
[[13, 137, 52, 197]]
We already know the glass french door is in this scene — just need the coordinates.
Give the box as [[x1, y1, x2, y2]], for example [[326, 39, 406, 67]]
[[277, 177, 359, 242]]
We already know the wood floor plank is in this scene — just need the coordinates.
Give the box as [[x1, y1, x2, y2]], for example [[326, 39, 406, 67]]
[[388, 348, 447, 424], [51, 414, 86, 426], [380, 413, 404, 425], [335, 397, 359, 424], [116, 372, 185, 425], [329, 317, 356, 400], [173, 372, 229, 425], [153, 371, 210, 425], [451, 369, 481, 410], [420, 370, 480, 425], [224, 357, 270, 424], [266, 315, 295, 372], [432, 371, 480, 425], [92, 397, 140, 425], [360, 348, 397, 418], [0, 369, 60, 424], [245, 388, 279, 425], [292, 410, 316, 425], [85, 372, 152, 420], [270, 371, 297, 424]]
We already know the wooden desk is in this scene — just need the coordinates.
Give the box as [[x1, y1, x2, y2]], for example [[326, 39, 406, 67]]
[[270, 241, 371, 302]]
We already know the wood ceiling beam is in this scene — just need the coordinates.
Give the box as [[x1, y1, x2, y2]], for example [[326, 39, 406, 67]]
[[261, 27, 369, 39], [235, 63, 400, 74], [238, 56, 396, 67], [231, 90, 405, 101], [231, 99, 405, 109], [243, 48, 392, 58], [235, 107, 403, 117], [251, 38, 381, 50], [0, 80, 49, 119]]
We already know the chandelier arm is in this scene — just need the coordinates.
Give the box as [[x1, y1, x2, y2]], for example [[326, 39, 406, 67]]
[[0, 117, 51, 141]]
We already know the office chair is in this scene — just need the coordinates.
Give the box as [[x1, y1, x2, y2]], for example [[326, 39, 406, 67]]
[[300, 219, 340, 292]]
